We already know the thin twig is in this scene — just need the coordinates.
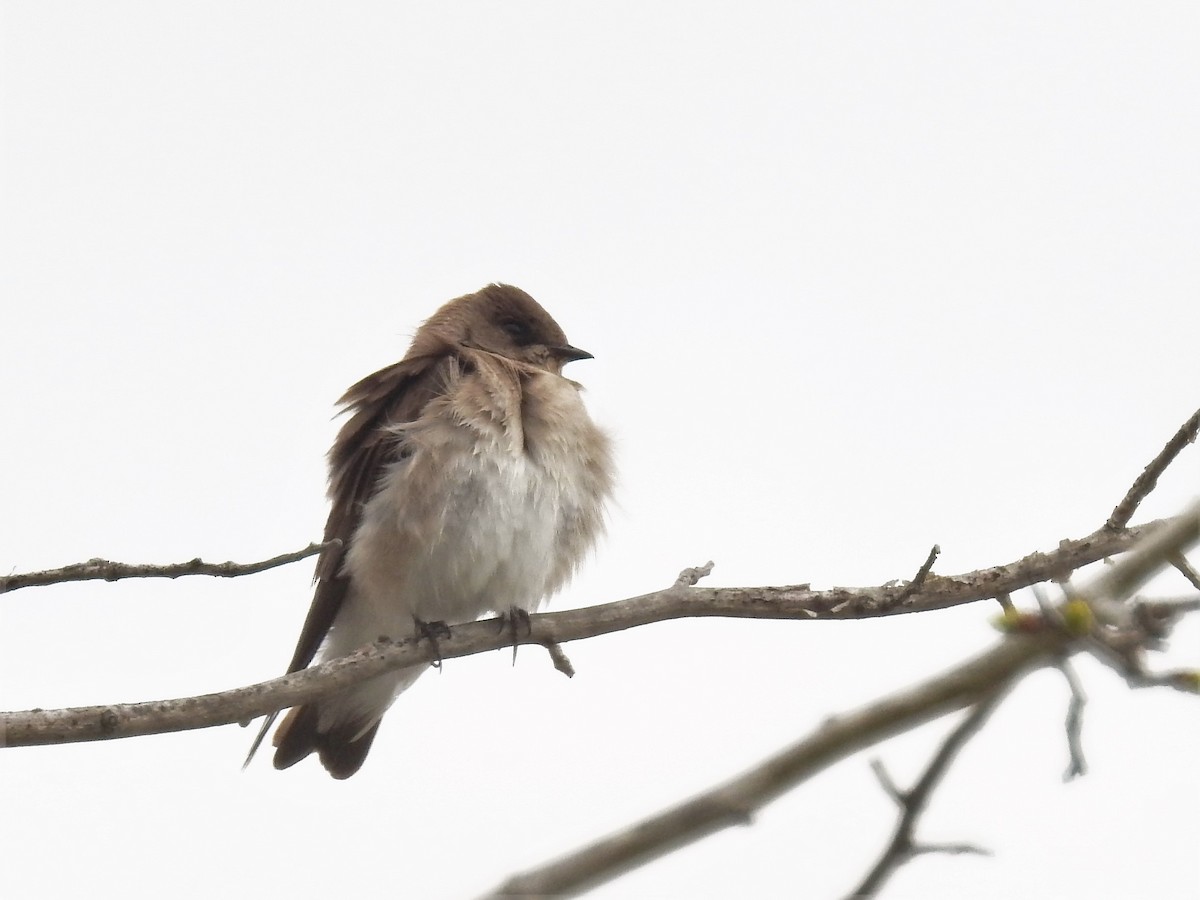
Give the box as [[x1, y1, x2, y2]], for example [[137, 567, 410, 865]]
[[0, 541, 337, 594], [868, 759, 903, 802], [1058, 661, 1088, 781], [674, 561, 715, 589], [1136, 595, 1200, 618], [1031, 584, 1058, 623], [1169, 552, 1200, 591], [893, 544, 941, 603], [542, 640, 576, 677], [1130, 594, 1199, 645], [910, 841, 991, 857], [1106, 407, 1199, 531], [847, 690, 1006, 899]]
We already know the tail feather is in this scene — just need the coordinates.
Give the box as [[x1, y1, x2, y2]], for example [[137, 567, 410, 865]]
[[271, 704, 381, 780], [244, 667, 420, 779]]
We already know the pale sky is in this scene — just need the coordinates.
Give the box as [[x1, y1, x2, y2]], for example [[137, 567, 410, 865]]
[[2, 4, 1198, 899]]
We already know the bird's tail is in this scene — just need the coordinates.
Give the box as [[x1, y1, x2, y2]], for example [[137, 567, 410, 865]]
[[242, 702, 383, 780], [242, 665, 424, 779], [271, 703, 382, 780]]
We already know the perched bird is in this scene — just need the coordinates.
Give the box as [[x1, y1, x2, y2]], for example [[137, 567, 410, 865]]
[[246, 284, 613, 778]]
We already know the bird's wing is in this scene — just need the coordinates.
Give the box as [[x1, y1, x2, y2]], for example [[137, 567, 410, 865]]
[[243, 345, 456, 770], [287, 346, 456, 673]]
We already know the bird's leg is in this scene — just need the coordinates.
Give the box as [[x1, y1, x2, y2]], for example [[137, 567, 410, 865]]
[[496, 606, 533, 665], [411, 616, 452, 670]]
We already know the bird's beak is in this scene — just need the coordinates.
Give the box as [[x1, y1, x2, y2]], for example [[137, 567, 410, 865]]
[[551, 344, 594, 363]]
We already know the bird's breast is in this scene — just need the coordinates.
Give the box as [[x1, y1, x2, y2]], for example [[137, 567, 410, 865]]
[[344, 371, 612, 628]]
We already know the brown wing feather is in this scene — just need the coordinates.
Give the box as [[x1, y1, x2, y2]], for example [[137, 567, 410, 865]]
[[285, 346, 454, 673], [243, 344, 456, 771]]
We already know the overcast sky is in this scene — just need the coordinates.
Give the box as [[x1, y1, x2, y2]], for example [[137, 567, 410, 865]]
[[2, 4, 1198, 899]]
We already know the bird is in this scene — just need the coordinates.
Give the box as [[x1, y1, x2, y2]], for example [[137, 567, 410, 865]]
[[245, 283, 613, 778]]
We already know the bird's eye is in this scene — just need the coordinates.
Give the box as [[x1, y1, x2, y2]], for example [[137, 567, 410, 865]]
[[501, 319, 534, 345]]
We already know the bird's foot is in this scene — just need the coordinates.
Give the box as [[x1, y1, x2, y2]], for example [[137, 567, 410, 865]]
[[412, 616, 452, 669], [497, 607, 533, 666]]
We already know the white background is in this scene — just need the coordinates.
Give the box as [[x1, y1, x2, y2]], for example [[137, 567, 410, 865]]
[[2, 3, 1198, 898]]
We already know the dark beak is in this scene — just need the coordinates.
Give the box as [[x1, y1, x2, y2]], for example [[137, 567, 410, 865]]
[[551, 344, 594, 363]]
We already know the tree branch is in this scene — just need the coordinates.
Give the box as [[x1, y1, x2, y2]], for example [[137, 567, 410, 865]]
[[1058, 661, 1088, 781], [0, 515, 1180, 748], [1084, 504, 1200, 627], [847, 690, 1005, 899], [484, 634, 1062, 899], [1169, 552, 1200, 591], [892, 544, 940, 603], [0, 541, 337, 594], [1106, 406, 1199, 531]]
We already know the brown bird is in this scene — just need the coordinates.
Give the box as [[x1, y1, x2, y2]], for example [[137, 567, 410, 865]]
[[245, 284, 613, 778]]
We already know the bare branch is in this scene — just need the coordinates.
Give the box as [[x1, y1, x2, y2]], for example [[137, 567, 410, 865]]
[[1136, 595, 1200, 620], [1085, 504, 1200, 627], [868, 758, 903, 803], [1106, 407, 1200, 531], [673, 561, 715, 587], [701, 518, 1167, 620], [0, 633, 432, 747], [893, 544, 941, 603], [542, 640, 576, 678], [1058, 661, 1088, 781], [910, 841, 991, 858], [848, 690, 1007, 899], [1085, 628, 1200, 695], [1169, 552, 1200, 591], [0, 541, 337, 594], [485, 635, 1059, 899], [0, 514, 1190, 749], [1128, 670, 1200, 693]]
